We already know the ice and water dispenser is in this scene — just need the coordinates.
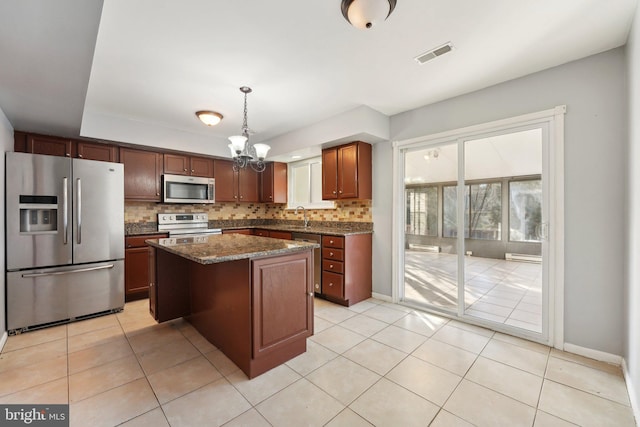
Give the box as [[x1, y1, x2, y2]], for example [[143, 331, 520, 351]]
[[19, 195, 58, 234]]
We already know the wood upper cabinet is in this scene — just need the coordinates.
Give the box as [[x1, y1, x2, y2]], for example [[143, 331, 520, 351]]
[[213, 159, 236, 202], [260, 162, 287, 203], [164, 153, 214, 178], [15, 132, 118, 162], [28, 134, 73, 157], [120, 148, 163, 201], [213, 159, 259, 202], [322, 141, 372, 200], [77, 141, 118, 162]]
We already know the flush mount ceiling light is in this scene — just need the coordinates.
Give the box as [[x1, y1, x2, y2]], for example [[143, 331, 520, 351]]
[[423, 148, 440, 160], [227, 86, 270, 173], [341, 0, 397, 29], [195, 110, 223, 126]]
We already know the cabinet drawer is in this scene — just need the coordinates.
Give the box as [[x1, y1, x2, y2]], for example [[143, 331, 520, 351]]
[[322, 236, 344, 249], [269, 230, 292, 240], [125, 234, 167, 248], [254, 229, 270, 237], [322, 259, 344, 274], [322, 247, 344, 261], [322, 271, 344, 298]]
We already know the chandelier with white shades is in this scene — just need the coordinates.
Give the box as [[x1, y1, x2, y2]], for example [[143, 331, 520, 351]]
[[227, 86, 270, 173]]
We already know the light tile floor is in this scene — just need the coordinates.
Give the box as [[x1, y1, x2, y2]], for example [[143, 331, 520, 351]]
[[404, 251, 543, 332], [0, 298, 635, 427]]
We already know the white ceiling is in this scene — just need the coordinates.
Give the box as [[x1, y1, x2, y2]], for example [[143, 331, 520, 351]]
[[0, 0, 637, 160]]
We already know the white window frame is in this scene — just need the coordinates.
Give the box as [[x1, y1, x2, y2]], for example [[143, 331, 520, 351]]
[[287, 156, 335, 210]]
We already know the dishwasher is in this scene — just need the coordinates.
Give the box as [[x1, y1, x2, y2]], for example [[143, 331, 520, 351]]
[[291, 232, 322, 294]]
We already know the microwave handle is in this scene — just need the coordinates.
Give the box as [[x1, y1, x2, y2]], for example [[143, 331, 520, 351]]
[[208, 183, 215, 201]]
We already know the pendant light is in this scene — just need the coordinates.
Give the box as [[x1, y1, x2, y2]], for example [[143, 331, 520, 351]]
[[227, 86, 270, 173], [341, 0, 397, 29]]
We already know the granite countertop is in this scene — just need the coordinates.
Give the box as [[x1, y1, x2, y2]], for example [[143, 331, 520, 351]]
[[223, 224, 373, 236], [146, 233, 319, 265], [127, 221, 373, 237]]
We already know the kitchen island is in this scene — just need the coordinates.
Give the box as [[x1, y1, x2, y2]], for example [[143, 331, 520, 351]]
[[146, 234, 318, 378]]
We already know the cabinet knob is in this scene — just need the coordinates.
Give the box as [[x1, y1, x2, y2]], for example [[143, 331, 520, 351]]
[[308, 292, 313, 297], [330, 240, 334, 244], [330, 264, 334, 268], [183, 168, 187, 172], [339, 190, 342, 194], [315, 284, 320, 289], [240, 195, 243, 199], [78, 154, 83, 158], [234, 195, 238, 199], [269, 196, 273, 199], [329, 282, 334, 287], [156, 192, 160, 196], [66, 153, 70, 157], [191, 169, 195, 173], [332, 190, 337, 194], [330, 252, 334, 256]]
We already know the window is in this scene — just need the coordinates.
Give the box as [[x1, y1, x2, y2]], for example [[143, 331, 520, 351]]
[[287, 157, 335, 209], [443, 185, 458, 238], [405, 186, 437, 236], [443, 182, 501, 240], [509, 179, 542, 242]]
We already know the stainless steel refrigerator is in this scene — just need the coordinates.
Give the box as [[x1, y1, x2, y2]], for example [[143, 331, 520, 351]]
[[5, 152, 124, 333]]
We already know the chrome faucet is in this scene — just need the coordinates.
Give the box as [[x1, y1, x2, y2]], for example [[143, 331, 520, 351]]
[[295, 206, 310, 228]]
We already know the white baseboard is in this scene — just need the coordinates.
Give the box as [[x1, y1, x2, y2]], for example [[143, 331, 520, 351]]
[[0, 331, 7, 353], [372, 292, 393, 303], [622, 359, 640, 425], [563, 342, 623, 365]]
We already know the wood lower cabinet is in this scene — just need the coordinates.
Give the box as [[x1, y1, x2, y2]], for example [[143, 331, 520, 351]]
[[125, 234, 167, 302], [222, 229, 253, 235], [150, 246, 313, 378], [269, 230, 292, 240], [322, 141, 372, 200], [252, 253, 313, 363], [254, 229, 292, 240], [164, 153, 214, 177], [214, 159, 259, 202], [120, 148, 163, 201], [321, 234, 372, 306]]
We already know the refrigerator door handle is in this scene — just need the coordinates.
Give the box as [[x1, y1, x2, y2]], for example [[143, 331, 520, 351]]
[[63, 177, 69, 244], [21, 263, 115, 278], [76, 177, 82, 244]]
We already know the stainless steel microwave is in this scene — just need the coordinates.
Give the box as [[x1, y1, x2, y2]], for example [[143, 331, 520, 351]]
[[162, 174, 215, 204]]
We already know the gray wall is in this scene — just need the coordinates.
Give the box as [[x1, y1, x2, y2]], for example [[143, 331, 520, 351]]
[[625, 1, 640, 417], [372, 48, 627, 355], [0, 106, 14, 342]]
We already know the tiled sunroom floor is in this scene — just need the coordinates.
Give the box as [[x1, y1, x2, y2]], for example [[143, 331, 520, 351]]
[[404, 251, 543, 333], [0, 298, 635, 426]]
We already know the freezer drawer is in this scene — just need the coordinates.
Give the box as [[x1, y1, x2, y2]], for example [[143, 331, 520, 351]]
[[7, 260, 124, 332]]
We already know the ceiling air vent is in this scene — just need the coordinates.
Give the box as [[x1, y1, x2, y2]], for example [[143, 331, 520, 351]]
[[414, 42, 454, 65]]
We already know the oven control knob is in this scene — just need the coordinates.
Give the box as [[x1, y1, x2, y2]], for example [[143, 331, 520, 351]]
[[162, 215, 167, 220]]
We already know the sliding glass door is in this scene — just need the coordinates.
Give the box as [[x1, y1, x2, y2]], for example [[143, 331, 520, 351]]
[[401, 124, 549, 341]]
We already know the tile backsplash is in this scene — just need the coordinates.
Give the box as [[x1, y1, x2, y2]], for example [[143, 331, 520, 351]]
[[125, 200, 372, 224]]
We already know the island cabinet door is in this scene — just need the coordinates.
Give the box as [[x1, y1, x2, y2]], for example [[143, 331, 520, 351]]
[[251, 251, 313, 360]]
